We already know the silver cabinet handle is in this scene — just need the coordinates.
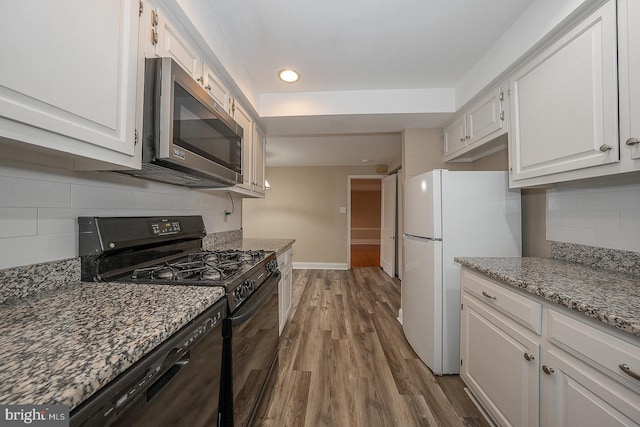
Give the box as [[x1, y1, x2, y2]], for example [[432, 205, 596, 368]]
[[542, 365, 554, 375], [599, 144, 613, 152], [626, 137, 639, 146], [524, 353, 535, 362], [460, 137, 464, 142], [197, 76, 203, 83], [465, 135, 470, 140], [482, 291, 496, 300], [205, 85, 211, 91], [619, 364, 640, 382]]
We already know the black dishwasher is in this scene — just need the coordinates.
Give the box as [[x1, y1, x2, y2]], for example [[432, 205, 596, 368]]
[[71, 298, 226, 427]]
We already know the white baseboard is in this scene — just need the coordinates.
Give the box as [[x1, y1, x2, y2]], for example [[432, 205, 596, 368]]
[[464, 387, 496, 427], [292, 262, 349, 270]]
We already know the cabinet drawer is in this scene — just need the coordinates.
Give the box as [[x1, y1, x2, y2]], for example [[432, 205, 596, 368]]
[[462, 269, 542, 334], [547, 309, 640, 392]]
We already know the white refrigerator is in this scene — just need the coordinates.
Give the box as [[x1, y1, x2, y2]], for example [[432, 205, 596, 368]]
[[402, 170, 521, 375]]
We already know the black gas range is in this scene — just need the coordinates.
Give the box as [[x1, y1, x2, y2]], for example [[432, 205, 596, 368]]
[[75, 216, 280, 427], [78, 216, 278, 312]]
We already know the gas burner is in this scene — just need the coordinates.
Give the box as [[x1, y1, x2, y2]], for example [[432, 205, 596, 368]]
[[201, 268, 222, 281], [154, 267, 176, 280], [127, 249, 268, 284]]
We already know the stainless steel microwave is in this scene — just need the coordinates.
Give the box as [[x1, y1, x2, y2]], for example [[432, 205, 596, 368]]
[[120, 57, 243, 188]]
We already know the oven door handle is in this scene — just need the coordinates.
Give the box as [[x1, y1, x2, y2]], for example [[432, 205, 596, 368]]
[[231, 271, 280, 327]]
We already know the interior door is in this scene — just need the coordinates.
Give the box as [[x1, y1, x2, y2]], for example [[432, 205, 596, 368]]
[[380, 174, 397, 277]]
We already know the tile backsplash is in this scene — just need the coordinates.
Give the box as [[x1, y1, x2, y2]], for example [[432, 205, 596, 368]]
[[546, 175, 640, 252], [0, 158, 242, 269]]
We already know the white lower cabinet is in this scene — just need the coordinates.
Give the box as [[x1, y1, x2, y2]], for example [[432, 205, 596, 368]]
[[277, 247, 294, 334], [542, 348, 640, 427], [461, 268, 640, 427], [461, 294, 540, 427]]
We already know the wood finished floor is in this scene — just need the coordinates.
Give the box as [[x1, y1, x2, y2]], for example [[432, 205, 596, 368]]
[[253, 268, 489, 427], [350, 245, 380, 267]]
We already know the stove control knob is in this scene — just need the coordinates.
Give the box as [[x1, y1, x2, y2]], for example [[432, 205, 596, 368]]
[[266, 260, 278, 273]]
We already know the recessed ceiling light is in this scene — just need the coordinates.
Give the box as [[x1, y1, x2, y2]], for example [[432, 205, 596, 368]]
[[361, 159, 371, 163], [278, 69, 299, 83]]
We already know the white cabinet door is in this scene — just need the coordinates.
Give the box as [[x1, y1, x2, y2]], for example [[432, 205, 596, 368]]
[[467, 87, 504, 144], [0, 0, 140, 164], [461, 294, 540, 427], [542, 348, 640, 427], [619, 0, 640, 162], [252, 126, 266, 193], [277, 249, 293, 335], [510, 0, 618, 182], [155, 9, 201, 80], [234, 102, 254, 189], [202, 63, 231, 111], [444, 114, 467, 156]]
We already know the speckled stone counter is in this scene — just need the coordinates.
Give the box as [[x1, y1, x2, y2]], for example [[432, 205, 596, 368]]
[[0, 282, 225, 410], [209, 238, 295, 256], [455, 257, 640, 339]]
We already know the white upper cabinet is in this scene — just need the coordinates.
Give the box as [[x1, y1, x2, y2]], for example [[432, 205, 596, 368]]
[[509, 0, 618, 186], [154, 8, 201, 80], [152, 5, 231, 112], [202, 63, 232, 110], [467, 87, 504, 144], [619, 0, 640, 162], [0, 0, 142, 168], [444, 115, 467, 157], [444, 83, 507, 162], [252, 126, 266, 194], [149, 2, 265, 196], [233, 102, 254, 190]]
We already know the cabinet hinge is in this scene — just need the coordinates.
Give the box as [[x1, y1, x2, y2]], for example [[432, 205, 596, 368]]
[[461, 303, 464, 311], [150, 8, 158, 45], [500, 111, 505, 121], [508, 88, 511, 96], [460, 359, 463, 367], [499, 91, 504, 102], [134, 129, 139, 145], [139, 1, 143, 17]]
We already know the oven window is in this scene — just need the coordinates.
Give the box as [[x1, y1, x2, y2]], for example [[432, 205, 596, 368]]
[[173, 83, 240, 170]]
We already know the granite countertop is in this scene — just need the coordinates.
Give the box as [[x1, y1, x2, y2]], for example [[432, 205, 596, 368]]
[[455, 257, 640, 339], [0, 282, 225, 410], [0, 234, 293, 410], [211, 238, 295, 255]]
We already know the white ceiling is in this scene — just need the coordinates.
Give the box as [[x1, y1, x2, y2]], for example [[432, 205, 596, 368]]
[[199, 0, 538, 166]]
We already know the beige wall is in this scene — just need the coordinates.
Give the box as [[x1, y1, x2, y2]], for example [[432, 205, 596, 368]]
[[243, 130, 550, 265], [242, 166, 381, 265], [401, 128, 472, 180], [471, 148, 509, 171]]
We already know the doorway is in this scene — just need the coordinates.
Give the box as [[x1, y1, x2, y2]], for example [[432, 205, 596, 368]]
[[348, 177, 382, 268]]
